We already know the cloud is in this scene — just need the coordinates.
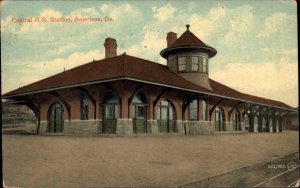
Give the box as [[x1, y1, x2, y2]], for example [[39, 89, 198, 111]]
[[279, 48, 298, 56], [69, 7, 99, 18], [188, 5, 226, 41], [46, 43, 77, 56], [126, 4, 257, 63], [100, 3, 139, 19], [210, 58, 298, 107], [152, 3, 176, 21], [221, 5, 255, 45], [127, 30, 165, 64], [279, 0, 297, 6], [257, 12, 294, 38], [1, 8, 63, 35], [40, 8, 62, 18], [2, 50, 104, 94]]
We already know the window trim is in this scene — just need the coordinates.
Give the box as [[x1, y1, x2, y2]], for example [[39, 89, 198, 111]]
[[177, 56, 186, 72], [177, 55, 208, 73], [203, 57, 208, 73], [80, 93, 89, 120], [190, 56, 199, 72], [188, 99, 198, 121]]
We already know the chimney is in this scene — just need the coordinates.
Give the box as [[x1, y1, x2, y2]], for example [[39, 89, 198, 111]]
[[104, 37, 117, 58], [166, 32, 177, 47]]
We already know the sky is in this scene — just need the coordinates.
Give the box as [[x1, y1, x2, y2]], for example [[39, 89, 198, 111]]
[[1, 0, 298, 107]]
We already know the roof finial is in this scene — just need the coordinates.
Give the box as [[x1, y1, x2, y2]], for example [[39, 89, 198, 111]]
[[186, 24, 190, 30]]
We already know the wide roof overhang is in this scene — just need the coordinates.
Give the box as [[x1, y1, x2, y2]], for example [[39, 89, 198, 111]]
[[160, 45, 217, 59], [2, 76, 295, 112]]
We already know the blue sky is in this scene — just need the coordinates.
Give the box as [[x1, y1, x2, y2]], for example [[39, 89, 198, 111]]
[[1, 0, 298, 107]]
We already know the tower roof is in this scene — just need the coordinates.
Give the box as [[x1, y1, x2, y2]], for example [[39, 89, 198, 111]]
[[160, 25, 217, 58]]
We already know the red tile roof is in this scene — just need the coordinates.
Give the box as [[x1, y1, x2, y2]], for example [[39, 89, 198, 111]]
[[2, 53, 293, 110]]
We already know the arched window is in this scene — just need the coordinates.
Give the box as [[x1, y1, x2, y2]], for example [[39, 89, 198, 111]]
[[214, 107, 225, 132], [253, 115, 259, 132], [80, 93, 89, 120], [48, 103, 64, 133], [269, 118, 273, 132], [244, 113, 250, 131], [188, 99, 198, 121], [157, 100, 176, 133], [262, 118, 267, 132], [202, 100, 207, 121], [132, 92, 147, 133], [103, 91, 119, 134], [231, 109, 240, 131]]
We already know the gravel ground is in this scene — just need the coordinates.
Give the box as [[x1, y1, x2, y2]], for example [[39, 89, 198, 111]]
[[2, 131, 299, 187]]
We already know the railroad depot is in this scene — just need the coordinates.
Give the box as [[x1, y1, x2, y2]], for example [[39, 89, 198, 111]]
[[2, 25, 295, 136]]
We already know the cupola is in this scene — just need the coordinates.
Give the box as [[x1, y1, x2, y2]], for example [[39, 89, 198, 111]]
[[160, 25, 217, 90]]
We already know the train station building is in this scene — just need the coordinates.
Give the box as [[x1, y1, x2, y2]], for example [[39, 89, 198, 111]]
[[2, 25, 295, 136]]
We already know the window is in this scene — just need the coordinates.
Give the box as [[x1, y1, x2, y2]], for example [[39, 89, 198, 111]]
[[244, 114, 249, 131], [202, 100, 207, 121], [132, 93, 147, 119], [254, 116, 258, 132], [80, 93, 89, 120], [177, 55, 208, 73], [191, 56, 199, 71], [103, 92, 119, 119], [214, 107, 225, 131], [231, 109, 239, 131], [269, 118, 273, 132], [188, 99, 198, 121], [262, 118, 266, 132], [105, 104, 118, 119], [136, 106, 145, 118], [178, 56, 186, 71], [203, 58, 208, 73]]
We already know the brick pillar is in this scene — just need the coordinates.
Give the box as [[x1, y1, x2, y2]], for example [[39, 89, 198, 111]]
[[120, 95, 129, 118]]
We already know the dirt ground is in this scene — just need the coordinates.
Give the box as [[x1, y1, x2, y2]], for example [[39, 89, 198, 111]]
[[2, 131, 299, 187]]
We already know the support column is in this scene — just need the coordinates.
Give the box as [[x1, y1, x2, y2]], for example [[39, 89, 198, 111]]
[[116, 93, 133, 135], [147, 96, 159, 134]]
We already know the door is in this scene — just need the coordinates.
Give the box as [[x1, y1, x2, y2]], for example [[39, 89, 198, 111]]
[[103, 104, 118, 134], [157, 101, 176, 133], [133, 104, 147, 133], [214, 107, 224, 131], [231, 109, 240, 131], [102, 91, 119, 134], [48, 103, 64, 133], [244, 114, 250, 131]]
